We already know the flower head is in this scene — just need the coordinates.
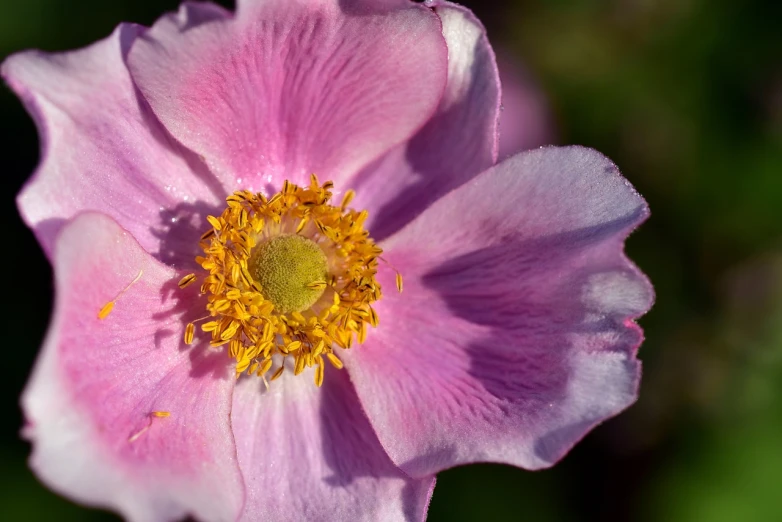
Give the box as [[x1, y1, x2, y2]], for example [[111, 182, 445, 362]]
[[4, 0, 653, 521], [192, 177, 385, 385]]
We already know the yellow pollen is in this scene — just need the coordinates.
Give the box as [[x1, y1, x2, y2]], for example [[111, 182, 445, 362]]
[[187, 176, 387, 386], [250, 235, 328, 314]]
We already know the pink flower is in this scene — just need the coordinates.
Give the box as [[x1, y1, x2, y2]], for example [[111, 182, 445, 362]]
[[4, 0, 652, 521]]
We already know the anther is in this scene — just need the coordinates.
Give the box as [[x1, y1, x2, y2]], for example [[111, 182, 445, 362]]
[[98, 270, 143, 320], [270, 366, 285, 381], [128, 411, 170, 443], [326, 352, 343, 369], [177, 273, 197, 289], [340, 189, 355, 209], [379, 256, 403, 293], [314, 357, 325, 387], [184, 323, 195, 345], [206, 215, 222, 230]]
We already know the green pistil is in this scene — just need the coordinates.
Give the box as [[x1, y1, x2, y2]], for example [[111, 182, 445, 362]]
[[250, 235, 328, 314]]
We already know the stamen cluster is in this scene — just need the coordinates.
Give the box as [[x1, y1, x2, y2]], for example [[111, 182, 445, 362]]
[[184, 176, 384, 386]]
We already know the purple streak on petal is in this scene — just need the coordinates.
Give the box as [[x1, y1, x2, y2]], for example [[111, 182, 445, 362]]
[[3, 24, 225, 265], [128, 0, 448, 194], [345, 146, 653, 477], [231, 366, 434, 521], [350, 2, 501, 240], [22, 212, 244, 521]]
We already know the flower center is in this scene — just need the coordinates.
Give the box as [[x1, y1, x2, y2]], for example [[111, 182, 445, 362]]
[[182, 176, 393, 387], [249, 234, 328, 314]]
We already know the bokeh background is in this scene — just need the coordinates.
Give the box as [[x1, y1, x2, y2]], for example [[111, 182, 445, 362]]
[[2, 0, 781, 520]]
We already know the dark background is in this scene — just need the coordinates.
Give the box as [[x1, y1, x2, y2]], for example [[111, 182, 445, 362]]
[[2, 0, 781, 520]]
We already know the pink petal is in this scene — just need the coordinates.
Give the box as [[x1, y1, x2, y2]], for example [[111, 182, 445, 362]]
[[23, 212, 244, 521], [351, 2, 501, 239], [231, 367, 435, 521], [127, 0, 448, 191], [3, 24, 225, 264], [345, 146, 653, 477], [496, 53, 554, 158]]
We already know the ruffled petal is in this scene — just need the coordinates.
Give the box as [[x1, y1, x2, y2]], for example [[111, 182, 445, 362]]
[[22, 213, 244, 522], [127, 0, 448, 191], [351, 2, 501, 240], [231, 367, 435, 521], [3, 24, 225, 264], [344, 146, 653, 476]]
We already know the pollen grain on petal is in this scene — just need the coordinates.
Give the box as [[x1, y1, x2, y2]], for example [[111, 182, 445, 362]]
[[183, 179, 386, 387]]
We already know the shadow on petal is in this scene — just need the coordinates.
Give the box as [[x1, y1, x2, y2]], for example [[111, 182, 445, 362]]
[[151, 263, 233, 381], [318, 369, 402, 485], [151, 200, 224, 270]]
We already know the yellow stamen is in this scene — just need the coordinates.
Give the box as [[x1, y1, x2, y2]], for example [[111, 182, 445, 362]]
[[294, 354, 306, 375], [259, 358, 273, 376], [340, 189, 355, 210], [184, 323, 195, 345], [270, 366, 285, 381], [178, 273, 197, 289], [97, 302, 115, 320], [326, 352, 343, 369], [98, 270, 143, 319], [206, 215, 222, 230], [185, 178, 385, 387], [128, 411, 170, 443], [314, 356, 325, 387]]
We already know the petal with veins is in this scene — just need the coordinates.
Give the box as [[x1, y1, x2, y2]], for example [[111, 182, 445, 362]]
[[231, 366, 435, 522], [346, 146, 653, 477], [22, 212, 244, 522], [128, 0, 448, 192]]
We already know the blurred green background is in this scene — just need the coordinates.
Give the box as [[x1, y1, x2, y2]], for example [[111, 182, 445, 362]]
[[1, 0, 781, 520]]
